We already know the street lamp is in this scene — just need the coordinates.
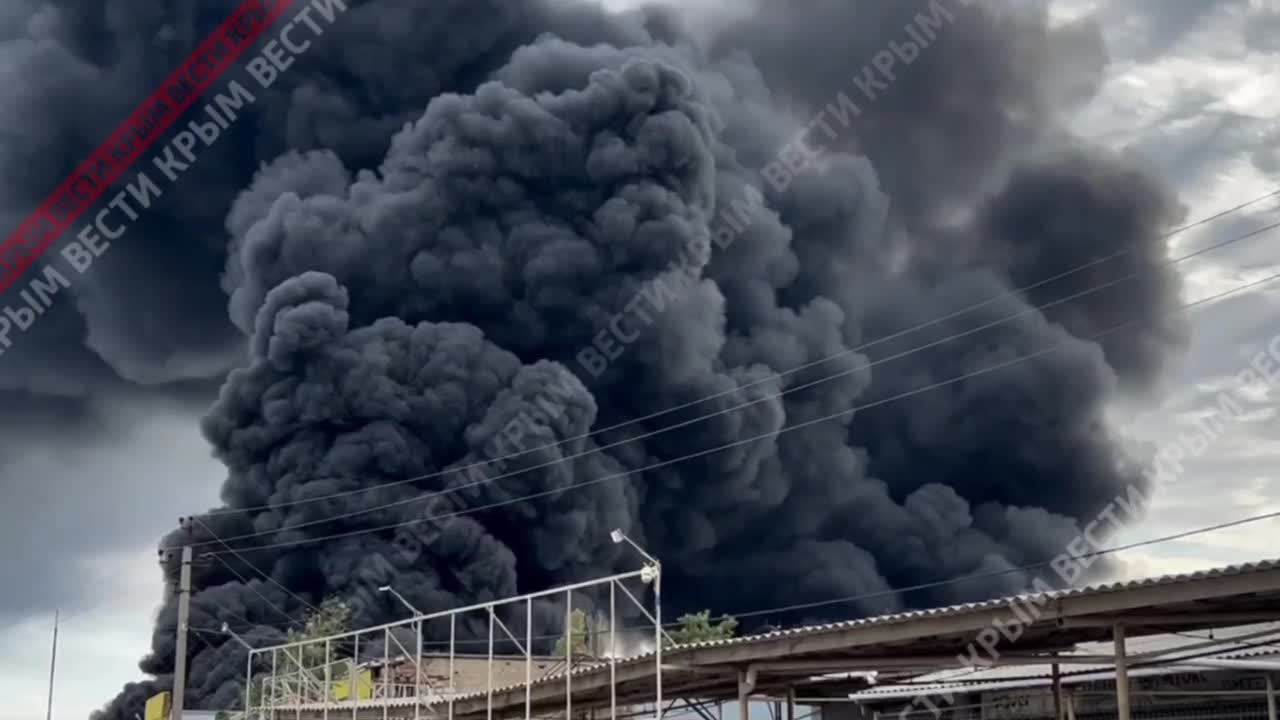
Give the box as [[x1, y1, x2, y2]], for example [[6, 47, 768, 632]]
[[220, 623, 255, 651], [610, 529, 659, 574], [378, 585, 422, 616], [611, 529, 663, 720]]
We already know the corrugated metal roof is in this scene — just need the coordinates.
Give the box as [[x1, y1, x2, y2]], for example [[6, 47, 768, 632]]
[[850, 622, 1280, 698], [657, 558, 1280, 654], [446, 557, 1280, 704]]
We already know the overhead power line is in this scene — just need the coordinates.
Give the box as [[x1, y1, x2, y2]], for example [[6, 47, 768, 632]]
[[197, 507, 1280, 645], [191, 516, 320, 615], [190, 217, 1280, 550], [203, 188, 1280, 519], [205, 264, 1280, 555]]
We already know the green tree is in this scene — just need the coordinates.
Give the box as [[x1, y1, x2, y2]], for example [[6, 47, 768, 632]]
[[250, 598, 354, 707], [554, 608, 591, 656], [665, 610, 737, 647]]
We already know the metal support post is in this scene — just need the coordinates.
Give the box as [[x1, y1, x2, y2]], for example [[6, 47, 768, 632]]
[[172, 545, 193, 720], [654, 570, 663, 720], [415, 620, 423, 720], [383, 627, 391, 719], [245, 650, 254, 720], [737, 671, 750, 720], [324, 641, 331, 720], [1268, 674, 1277, 720], [270, 648, 278, 720], [1113, 624, 1130, 720], [352, 634, 359, 720], [610, 581, 617, 720], [450, 614, 457, 720], [786, 688, 796, 720], [489, 608, 496, 720], [1052, 661, 1064, 720], [525, 599, 533, 720], [566, 592, 573, 720]]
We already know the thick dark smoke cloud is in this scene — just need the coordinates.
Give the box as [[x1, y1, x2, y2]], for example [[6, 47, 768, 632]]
[[0, 0, 1190, 717]]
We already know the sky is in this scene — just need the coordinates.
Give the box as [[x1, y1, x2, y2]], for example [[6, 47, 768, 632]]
[[2, 0, 1280, 717]]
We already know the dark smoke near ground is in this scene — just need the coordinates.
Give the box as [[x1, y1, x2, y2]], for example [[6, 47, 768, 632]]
[[0, 0, 1189, 717]]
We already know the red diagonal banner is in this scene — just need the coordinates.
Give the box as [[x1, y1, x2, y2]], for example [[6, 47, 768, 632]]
[[0, 0, 296, 294]]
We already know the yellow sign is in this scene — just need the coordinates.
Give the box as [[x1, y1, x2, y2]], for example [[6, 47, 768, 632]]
[[330, 669, 374, 700], [144, 692, 171, 720]]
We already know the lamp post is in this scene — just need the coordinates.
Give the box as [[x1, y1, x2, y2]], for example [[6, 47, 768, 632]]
[[378, 585, 422, 616], [221, 623, 256, 651], [610, 530, 662, 720]]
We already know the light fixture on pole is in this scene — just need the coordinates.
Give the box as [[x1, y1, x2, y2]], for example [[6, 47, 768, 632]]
[[220, 623, 255, 651], [378, 585, 422, 616], [610, 529, 659, 577], [610, 529, 663, 720]]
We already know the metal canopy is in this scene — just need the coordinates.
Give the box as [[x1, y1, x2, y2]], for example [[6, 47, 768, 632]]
[[447, 558, 1280, 720]]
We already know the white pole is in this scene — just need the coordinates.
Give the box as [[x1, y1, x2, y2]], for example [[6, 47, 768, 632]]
[[383, 627, 391, 719], [1114, 624, 1130, 720], [324, 641, 331, 720], [352, 635, 359, 720], [449, 614, 457, 720], [246, 650, 254, 720], [526, 598, 533, 720], [173, 545, 194, 720], [489, 608, 496, 720], [271, 648, 278, 720], [654, 570, 662, 720], [567, 591, 573, 720], [610, 581, 617, 720], [415, 620, 423, 720], [297, 647, 303, 720], [1267, 674, 1277, 720], [45, 609, 58, 720]]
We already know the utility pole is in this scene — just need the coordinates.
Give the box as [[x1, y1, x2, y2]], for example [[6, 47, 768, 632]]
[[172, 518, 194, 720], [45, 609, 59, 720]]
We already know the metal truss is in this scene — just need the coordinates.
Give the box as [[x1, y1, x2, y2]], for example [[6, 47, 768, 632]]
[[246, 568, 662, 720]]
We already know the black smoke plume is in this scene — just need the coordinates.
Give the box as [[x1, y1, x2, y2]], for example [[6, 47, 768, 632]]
[[0, 1, 1188, 717]]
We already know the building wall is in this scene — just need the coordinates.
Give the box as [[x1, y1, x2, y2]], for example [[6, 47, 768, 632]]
[[381, 655, 563, 696]]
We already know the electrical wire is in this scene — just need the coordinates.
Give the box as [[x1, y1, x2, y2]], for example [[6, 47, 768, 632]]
[[210, 552, 305, 627], [192, 507, 1280, 652], [192, 516, 321, 614], [204, 265, 1280, 555], [201, 188, 1280, 519]]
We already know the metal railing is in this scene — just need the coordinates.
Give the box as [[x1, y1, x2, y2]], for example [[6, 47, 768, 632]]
[[246, 569, 663, 720]]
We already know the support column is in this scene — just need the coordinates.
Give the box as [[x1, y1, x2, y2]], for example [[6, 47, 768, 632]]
[[1267, 674, 1277, 720], [737, 669, 754, 720], [414, 620, 422, 720], [383, 627, 390, 720], [610, 582, 617, 720], [1051, 661, 1064, 720], [245, 650, 254, 720], [352, 635, 359, 720], [786, 688, 796, 720], [655, 572, 663, 720], [566, 592, 573, 720], [1113, 624, 1130, 720]]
